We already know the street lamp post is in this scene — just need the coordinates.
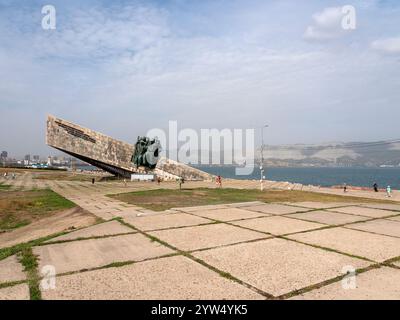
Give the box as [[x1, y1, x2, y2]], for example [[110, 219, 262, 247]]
[[260, 124, 268, 191]]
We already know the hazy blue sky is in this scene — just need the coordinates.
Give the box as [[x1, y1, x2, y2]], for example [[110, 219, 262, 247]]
[[0, 0, 399, 157]]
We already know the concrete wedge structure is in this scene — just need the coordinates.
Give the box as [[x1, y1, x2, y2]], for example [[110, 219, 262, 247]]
[[46, 115, 213, 180]]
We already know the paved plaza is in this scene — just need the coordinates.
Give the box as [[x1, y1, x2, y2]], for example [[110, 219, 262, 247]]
[[1, 172, 400, 300]]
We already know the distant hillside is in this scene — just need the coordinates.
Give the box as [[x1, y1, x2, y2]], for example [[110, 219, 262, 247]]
[[258, 141, 400, 167]]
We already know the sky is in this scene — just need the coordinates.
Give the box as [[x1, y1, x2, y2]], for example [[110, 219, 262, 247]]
[[0, 0, 399, 157]]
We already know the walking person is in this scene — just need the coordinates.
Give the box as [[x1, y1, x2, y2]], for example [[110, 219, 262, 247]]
[[386, 185, 392, 198], [373, 182, 378, 192], [343, 183, 347, 193], [215, 175, 222, 188], [178, 177, 184, 190]]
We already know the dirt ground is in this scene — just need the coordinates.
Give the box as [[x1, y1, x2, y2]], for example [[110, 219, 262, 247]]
[[0, 207, 99, 249], [0, 189, 76, 231]]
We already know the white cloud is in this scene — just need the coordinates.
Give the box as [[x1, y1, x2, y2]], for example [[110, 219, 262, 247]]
[[371, 37, 400, 54], [20, 5, 170, 60], [304, 7, 348, 41]]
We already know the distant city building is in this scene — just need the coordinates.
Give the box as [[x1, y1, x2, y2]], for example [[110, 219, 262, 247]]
[[33, 155, 40, 162], [23, 154, 31, 165], [0, 151, 7, 159]]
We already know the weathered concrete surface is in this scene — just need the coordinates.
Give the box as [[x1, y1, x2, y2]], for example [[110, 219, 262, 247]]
[[393, 261, 400, 268], [242, 203, 308, 215], [225, 201, 265, 207], [188, 208, 267, 222], [47, 220, 134, 242], [361, 203, 400, 211], [34, 234, 174, 274], [176, 204, 230, 212], [42, 256, 264, 300], [291, 267, 400, 300], [150, 224, 267, 251], [0, 208, 97, 249], [194, 238, 369, 297], [288, 227, 400, 262], [346, 219, 400, 238], [47, 115, 135, 175], [0, 256, 26, 283], [0, 284, 30, 300], [387, 216, 400, 222], [232, 216, 323, 235], [329, 206, 395, 218], [290, 210, 370, 225], [287, 202, 353, 209], [124, 213, 212, 231]]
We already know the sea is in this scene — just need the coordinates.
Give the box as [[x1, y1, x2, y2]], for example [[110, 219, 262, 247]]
[[195, 166, 400, 190]]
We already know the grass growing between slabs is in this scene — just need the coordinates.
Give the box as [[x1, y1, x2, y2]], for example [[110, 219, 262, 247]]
[[17, 247, 41, 300]]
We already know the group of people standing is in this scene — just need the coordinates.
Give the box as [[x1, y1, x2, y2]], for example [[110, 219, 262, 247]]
[[374, 182, 392, 198], [343, 182, 393, 197]]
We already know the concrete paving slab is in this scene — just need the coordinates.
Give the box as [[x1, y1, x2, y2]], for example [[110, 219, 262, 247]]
[[194, 238, 369, 297], [123, 212, 212, 231], [0, 284, 30, 300], [188, 208, 267, 222], [288, 227, 400, 262], [42, 255, 263, 300], [242, 203, 308, 215], [287, 202, 353, 209], [387, 215, 400, 222], [291, 267, 400, 300], [177, 204, 230, 212], [225, 201, 265, 208], [34, 233, 174, 274], [232, 216, 324, 235], [346, 219, 400, 238], [0, 255, 26, 284], [328, 206, 395, 218], [290, 210, 370, 225], [46, 221, 134, 242], [360, 203, 400, 212], [150, 223, 267, 251]]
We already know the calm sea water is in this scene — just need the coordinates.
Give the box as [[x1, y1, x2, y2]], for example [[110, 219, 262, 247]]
[[195, 166, 400, 190]]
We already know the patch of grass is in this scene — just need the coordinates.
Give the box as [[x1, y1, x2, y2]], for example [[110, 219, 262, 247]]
[[17, 247, 41, 300], [0, 215, 30, 230], [0, 189, 76, 231], [0, 183, 10, 191], [109, 187, 392, 211]]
